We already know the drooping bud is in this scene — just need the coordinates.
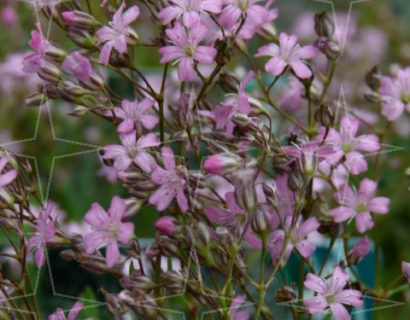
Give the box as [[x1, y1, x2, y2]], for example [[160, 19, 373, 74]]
[[314, 11, 334, 38], [348, 236, 370, 265], [275, 286, 296, 303], [203, 153, 243, 175], [155, 216, 179, 235], [218, 71, 240, 93], [44, 45, 67, 63], [251, 208, 270, 234], [62, 11, 100, 29], [25, 92, 47, 107], [38, 62, 62, 83], [314, 103, 334, 127], [316, 38, 340, 60], [288, 170, 305, 192], [67, 28, 98, 48]]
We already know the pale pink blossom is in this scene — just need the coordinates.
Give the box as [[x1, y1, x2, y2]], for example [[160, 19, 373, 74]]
[[206, 192, 262, 249], [49, 301, 83, 320], [230, 295, 249, 320], [23, 22, 51, 73], [0, 157, 17, 188], [62, 52, 94, 83], [304, 267, 363, 320], [255, 32, 317, 79], [158, 0, 223, 27], [329, 178, 389, 233], [149, 147, 188, 212], [83, 196, 134, 268], [97, 2, 140, 65], [28, 203, 57, 268], [102, 131, 159, 173], [159, 21, 216, 81]]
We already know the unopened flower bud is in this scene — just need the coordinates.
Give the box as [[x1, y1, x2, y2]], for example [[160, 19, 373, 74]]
[[67, 28, 98, 48], [44, 46, 67, 63], [68, 106, 89, 117], [197, 221, 211, 246], [162, 270, 185, 294], [109, 50, 130, 68], [272, 154, 289, 173], [25, 92, 47, 107], [203, 153, 243, 175], [131, 275, 155, 290], [348, 237, 370, 265], [401, 261, 410, 283], [62, 11, 100, 29], [155, 216, 179, 235], [314, 11, 334, 38], [251, 208, 269, 234], [288, 170, 304, 191], [316, 38, 340, 60], [232, 169, 256, 214], [218, 71, 240, 93], [88, 72, 105, 90], [365, 66, 382, 90], [157, 236, 179, 256], [364, 92, 381, 103], [59, 80, 89, 98], [177, 93, 194, 128], [38, 62, 62, 83], [232, 113, 251, 127], [60, 249, 76, 261], [275, 286, 296, 303], [314, 103, 334, 127]]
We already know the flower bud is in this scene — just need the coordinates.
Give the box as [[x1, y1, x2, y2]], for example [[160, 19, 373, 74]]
[[365, 66, 382, 90], [316, 38, 340, 60], [348, 236, 370, 265], [251, 208, 269, 234], [68, 106, 89, 117], [314, 103, 334, 127], [162, 270, 185, 294], [203, 153, 243, 175], [25, 92, 47, 107], [44, 45, 67, 63], [38, 62, 62, 83], [232, 169, 256, 214], [364, 92, 381, 103], [272, 154, 289, 173], [67, 28, 98, 48], [60, 249, 76, 261], [401, 261, 410, 283], [218, 71, 240, 93], [59, 80, 89, 98], [177, 92, 194, 128], [197, 221, 211, 246], [288, 170, 304, 191], [155, 216, 179, 235], [62, 11, 100, 29], [109, 50, 130, 68], [314, 11, 334, 38], [157, 236, 179, 257], [275, 286, 296, 303]]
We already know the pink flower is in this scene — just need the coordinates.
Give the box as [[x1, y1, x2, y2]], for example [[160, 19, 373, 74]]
[[28, 203, 57, 268], [108, 98, 158, 134], [102, 131, 159, 173], [379, 67, 410, 121], [268, 216, 319, 262], [401, 261, 410, 283], [0, 157, 17, 188], [205, 192, 262, 249], [304, 267, 363, 320], [329, 178, 389, 233], [149, 147, 188, 212], [62, 52, 93, 83], [218, 0, 270, 30], [255, 32, 317, 79], [278, 76, 305, 110], [96, 2, 140, 65], [1, 6, 18, 28], [350, 236, 370, 261], [83, 196, 134, 268], [49, 301, 83, 320], [159, 21, 217, 81], [230, 295, 249, 320], [23, 22, 51, 73], [317, 116, 380, 175], [155, 216, 179, 235], [158, 0, 224, 27]]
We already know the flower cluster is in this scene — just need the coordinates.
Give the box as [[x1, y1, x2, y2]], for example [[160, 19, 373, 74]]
[[0, 1, 408, 320]]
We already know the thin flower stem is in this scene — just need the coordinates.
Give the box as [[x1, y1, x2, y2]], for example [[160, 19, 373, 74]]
[[318, 60, 337, 105], [254, 234, 268, 320]]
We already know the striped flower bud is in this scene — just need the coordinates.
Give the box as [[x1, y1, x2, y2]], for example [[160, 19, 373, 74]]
[[62, 11, 100, 29], [203, 153, 243, 175]]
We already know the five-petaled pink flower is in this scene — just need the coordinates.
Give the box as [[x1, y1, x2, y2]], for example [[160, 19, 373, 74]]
[[159, 0, 223, 27], [109, 98, 158, 134], [379, 67, 410, 121], [269, 216, 319, 263], [304, 266, 363, 320], [159, 21, 217, 81], [219, 0, 270, 30], [255, 32, 317, 79], [317, 116, 380, 175], [149, 147, 188, 212], [102, 131, 159, 173], [83, 196, 134, 268], [28, 202, 57, 268], [61, 52, 94, 83], [97, 2, 140, 65], [49, 301, 83, 320], [206, 192, 262, 249], [0, 157, 17, 188], [329, 178, 389, 233], [23, 22, 51, 73]]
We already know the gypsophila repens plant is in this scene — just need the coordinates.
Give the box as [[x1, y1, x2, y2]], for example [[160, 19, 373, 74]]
[[0, 0, 409, 319]]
